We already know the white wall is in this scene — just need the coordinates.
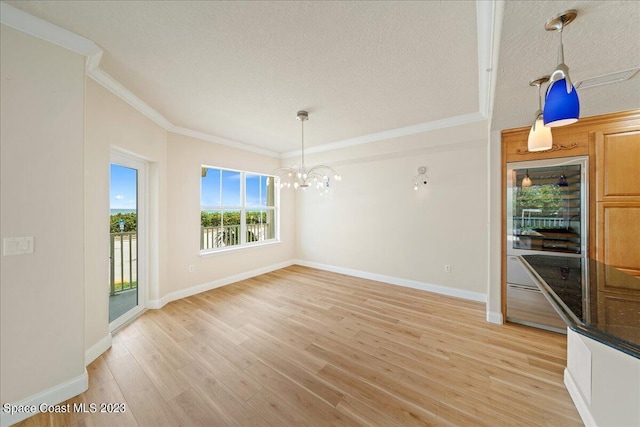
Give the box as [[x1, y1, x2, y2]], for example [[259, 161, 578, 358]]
[[86, 75, 299, 359], [84, 79, 169, 359], [0, 10, 491, 418], [165, 132, 295, 301], [295, 120, 489, 300], [565, 329, 640, 426], [0, 24, 86, 404]]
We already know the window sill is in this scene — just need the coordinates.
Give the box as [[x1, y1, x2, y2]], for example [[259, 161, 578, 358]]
[[199, 239, 281, 257]]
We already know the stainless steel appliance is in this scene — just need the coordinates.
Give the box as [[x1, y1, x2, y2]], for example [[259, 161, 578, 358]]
[[505, 156, 588, 332]]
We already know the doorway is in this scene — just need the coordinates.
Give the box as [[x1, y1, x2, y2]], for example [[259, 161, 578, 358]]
[[109, 152, 146, 330]]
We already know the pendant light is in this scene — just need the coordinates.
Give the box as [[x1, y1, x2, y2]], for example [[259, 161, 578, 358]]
[[543, 10, 580, 127], [274, 111, 341, 192], [527, 76, 553, 151], [522, 170, 532, 188], [558, 167, 568, 187]]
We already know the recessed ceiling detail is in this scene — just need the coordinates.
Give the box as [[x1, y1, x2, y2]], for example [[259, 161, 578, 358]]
[[2, 1, 502, 156], [6, 2, 635, 150], [576, 68, 640, 90]]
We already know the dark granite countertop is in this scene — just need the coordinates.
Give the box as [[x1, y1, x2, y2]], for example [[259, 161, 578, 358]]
[[521, 255, 640, 359]]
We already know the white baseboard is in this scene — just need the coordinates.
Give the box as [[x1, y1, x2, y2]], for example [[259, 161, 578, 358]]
[[0, 370, 88, 427], [486, 310, 503, 324], [146, 259, 485, 311], [147, 260, 295, 309], [293, 259, 486, 303], [85, 333, 112, 366], [564, 368, 597, 427]]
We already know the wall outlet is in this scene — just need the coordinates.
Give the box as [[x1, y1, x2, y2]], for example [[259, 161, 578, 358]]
[[444, 264, 451, 273], [188, 265, 195, 273]]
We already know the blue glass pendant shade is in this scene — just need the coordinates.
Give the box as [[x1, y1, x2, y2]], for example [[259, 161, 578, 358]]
[[543, 78, 579, 127]]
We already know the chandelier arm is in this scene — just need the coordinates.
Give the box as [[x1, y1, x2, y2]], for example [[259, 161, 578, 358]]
[[306, 165, 339, 180], [306, 164, 338, 173]]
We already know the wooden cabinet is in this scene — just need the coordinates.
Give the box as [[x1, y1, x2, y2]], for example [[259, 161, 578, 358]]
[[596, 130, 640, 200], [502, 128, 589, 163], [590, 258, 640, 340], [501, 109, 640, 316], [595, 130, 640, 278]]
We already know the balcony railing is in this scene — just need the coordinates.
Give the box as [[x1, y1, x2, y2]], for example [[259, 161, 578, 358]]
[[514, 215, 582, 231], [110, 232, 137, 296], [201, 223, 270, 250], [517, 217, 566, 229]]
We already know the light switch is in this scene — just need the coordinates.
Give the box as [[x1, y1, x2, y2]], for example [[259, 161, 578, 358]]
[[19, 239, 29, 251], [3, 237, 34, 256]]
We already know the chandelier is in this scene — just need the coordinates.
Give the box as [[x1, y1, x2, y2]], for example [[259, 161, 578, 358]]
[[274, 111, 341, 191]]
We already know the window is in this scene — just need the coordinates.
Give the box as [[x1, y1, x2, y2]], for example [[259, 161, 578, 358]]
[[200, 167, 278, 251]]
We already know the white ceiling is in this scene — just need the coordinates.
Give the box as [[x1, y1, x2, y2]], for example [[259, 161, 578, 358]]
[[4, 1, 640, 155], [492, 0, 640, 132]]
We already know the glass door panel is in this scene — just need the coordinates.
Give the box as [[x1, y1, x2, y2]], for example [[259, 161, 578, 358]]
[[511, 163, 583, 254], [109, 163, 138, 323]]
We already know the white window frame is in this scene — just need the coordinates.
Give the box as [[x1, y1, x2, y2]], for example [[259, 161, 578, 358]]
[[109, 149, 147, 332], [200, 165, 279, 254]]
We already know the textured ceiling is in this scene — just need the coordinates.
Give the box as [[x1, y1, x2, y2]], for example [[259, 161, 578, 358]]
[[5, 1, 639, 153], [492, 0, 640, 131], [5, 0, 479, 153]]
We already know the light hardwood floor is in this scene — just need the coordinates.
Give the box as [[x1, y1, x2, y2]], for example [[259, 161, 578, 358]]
[[17, 266, 583, 426]]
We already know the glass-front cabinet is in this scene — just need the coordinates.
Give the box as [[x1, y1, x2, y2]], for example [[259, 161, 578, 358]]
[[506, 157, 587, 256]]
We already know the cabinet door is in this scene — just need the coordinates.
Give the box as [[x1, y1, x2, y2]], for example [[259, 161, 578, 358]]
[[596, 130, 640, 201], [596, 203, 640, 278], [506, 284, 567, 330], [595, 130, 640, 278]]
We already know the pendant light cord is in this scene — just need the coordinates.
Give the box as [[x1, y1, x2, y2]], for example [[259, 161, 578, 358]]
[[557, 21, 565, 65], [537, 83, 543, 111]]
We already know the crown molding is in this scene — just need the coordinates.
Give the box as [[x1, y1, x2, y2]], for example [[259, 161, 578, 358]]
[[88, 69, 279, 157], [87, 62, 279, 157], [85, 50, 103, 72], [170, 126, 280, 158], [2, 0, 498, 159], [281, 111, 486, 158], [281, 0, 499, 159], [0, 2, 100, 56], [87, 67, 174, 130], [1, 1, 278, 157]]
